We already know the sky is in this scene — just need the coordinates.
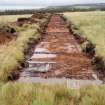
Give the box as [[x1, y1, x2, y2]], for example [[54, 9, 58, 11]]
[[1, 0, 105, 6]]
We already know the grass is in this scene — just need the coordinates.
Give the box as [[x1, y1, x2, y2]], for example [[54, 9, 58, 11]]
[[0, 82, 105, 105], [0, 13, 105, 105], [64, 11, 105, 60], [0, 13, 49, 81], [0, 26, 40, 81], [0, 14, 31, 24]]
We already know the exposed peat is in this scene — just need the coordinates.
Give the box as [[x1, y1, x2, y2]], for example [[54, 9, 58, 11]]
[[18, 14, 97, 82]]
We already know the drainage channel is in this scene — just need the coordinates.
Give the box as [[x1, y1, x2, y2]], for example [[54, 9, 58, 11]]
[[18, 14, 102, 88]]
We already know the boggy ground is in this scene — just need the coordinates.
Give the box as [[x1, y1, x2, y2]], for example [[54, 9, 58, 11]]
[[0, 32, 16, 44], [18, 14, 97, 81], [0, 26, 16, 44]]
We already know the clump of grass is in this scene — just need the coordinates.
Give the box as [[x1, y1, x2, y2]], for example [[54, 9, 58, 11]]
[[64, 11, 105, 60], [0, 82, 105, 105], [0, 26, 40, 81]]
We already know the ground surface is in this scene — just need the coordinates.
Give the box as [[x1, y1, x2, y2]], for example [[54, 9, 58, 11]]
[[0, 32, 16, 44], [18, 14, 97, 83]]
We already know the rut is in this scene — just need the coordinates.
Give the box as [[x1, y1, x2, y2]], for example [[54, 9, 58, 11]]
[[18, 14, 102, 88]]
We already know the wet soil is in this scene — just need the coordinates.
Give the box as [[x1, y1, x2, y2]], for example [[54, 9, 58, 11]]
[[0, 32, 16, 44], [19, 14, 96, 80], [16, 13, 50, 27]]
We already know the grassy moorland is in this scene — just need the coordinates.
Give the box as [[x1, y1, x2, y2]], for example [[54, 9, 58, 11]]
[[0, 14, 31, 24], [64, 11, 105, 60], [0, 82, 105, 105], [0, 13, 105, 105]]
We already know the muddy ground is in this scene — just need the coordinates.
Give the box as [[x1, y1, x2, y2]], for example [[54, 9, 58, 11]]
[[0, 31, 16, 44], [18, 14, 97, 81]]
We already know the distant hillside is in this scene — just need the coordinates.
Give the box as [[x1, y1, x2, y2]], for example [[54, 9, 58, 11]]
[[46, 3, 105, 12], [73, 3, 105, 9], [0, 3, 105, 15]]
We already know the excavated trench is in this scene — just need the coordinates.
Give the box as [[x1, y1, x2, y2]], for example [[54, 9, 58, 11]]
[[18, 14, 102, 87]]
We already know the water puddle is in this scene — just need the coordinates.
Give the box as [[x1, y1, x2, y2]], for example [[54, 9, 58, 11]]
[[30, 47, 57, 59], [31, 53, 56, 59], [35, 48, 49, 52], [29, 63, 51, 72]]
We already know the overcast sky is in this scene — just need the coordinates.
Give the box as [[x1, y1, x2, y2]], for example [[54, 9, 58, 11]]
[[1, 0, 105, 6]]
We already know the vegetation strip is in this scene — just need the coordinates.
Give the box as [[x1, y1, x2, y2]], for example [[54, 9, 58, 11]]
[[0, 28, 40, 81], [0, 13, 50, 82], [0, 82, 105, 105]]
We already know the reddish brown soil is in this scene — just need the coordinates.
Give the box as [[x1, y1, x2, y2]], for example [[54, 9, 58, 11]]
[[16, 13, 50, 27], [16, 17, 30, 26], [0, 32, 16, 44], [19, 14, 94, 80]]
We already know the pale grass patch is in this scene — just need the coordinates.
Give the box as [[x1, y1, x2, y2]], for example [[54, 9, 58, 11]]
[[0, 14, 31, 24]]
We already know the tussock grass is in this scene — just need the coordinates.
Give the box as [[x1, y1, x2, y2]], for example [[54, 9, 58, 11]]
[[0, 13, 49, 81], [0, 25, 40, 81], [14, 23, 40, 32], [64, 11, 105, 60], [0, 82, 105, 105]]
